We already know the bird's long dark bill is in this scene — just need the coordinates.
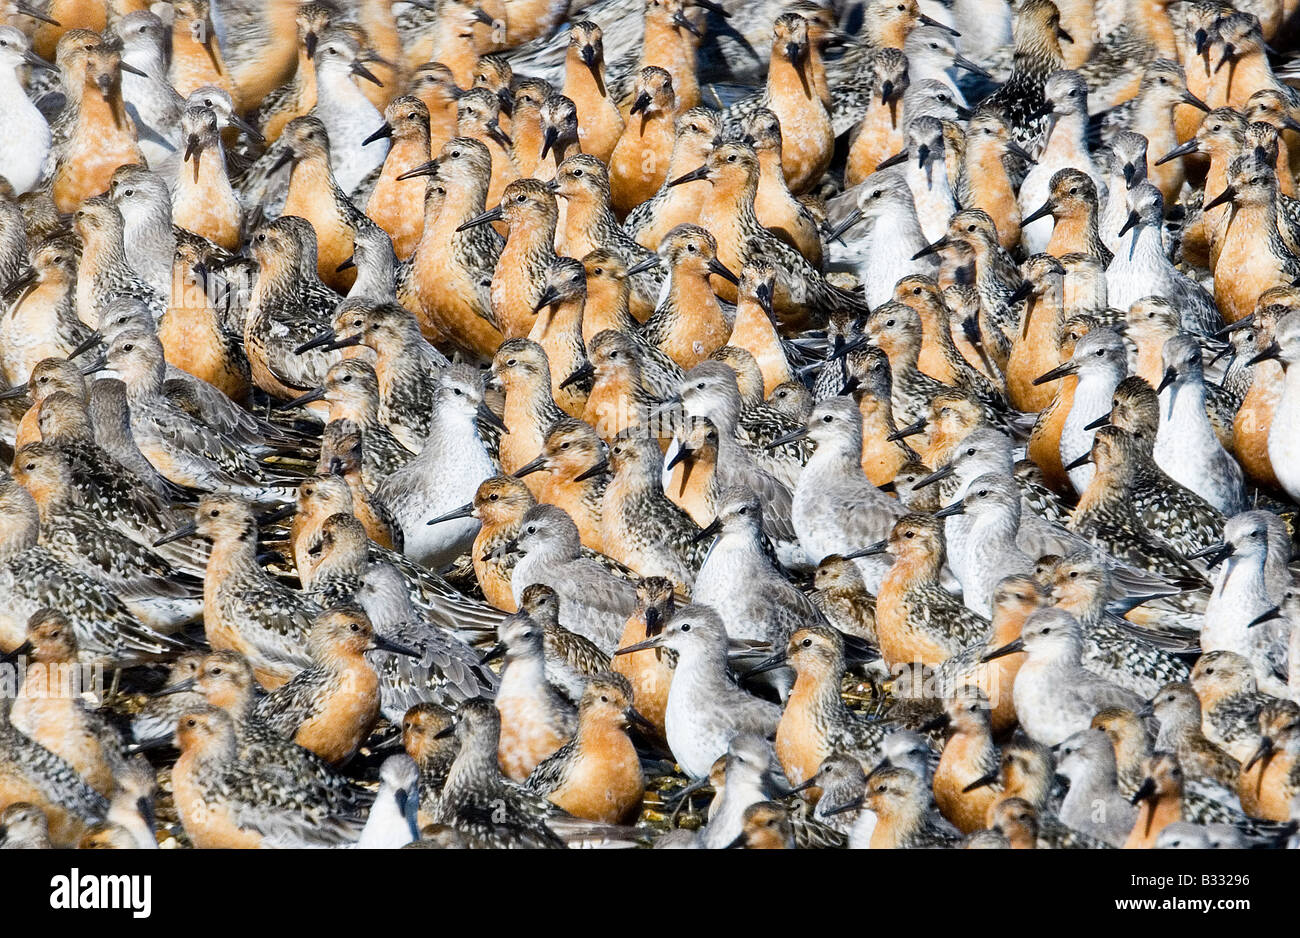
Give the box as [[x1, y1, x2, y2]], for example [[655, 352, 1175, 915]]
[[981, 638, 1024, 662], [426, 503, 473, 525]]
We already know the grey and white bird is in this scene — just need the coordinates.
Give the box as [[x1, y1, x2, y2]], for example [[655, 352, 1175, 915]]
[[1201, 514, 1291, 698], [824, 171, 936, 310], [614, 605, 780, 779], [378, 365, 498, 569], [1034, 327, 1128, 494], [0, 26, 52, 195], [509, 504, 637, 652], [787, 396, 905, 590], [692, 485, 828, 644], [355, 754, 421, 849], [1152, 334, 1244, 515], [1105, 182, 1220, 337], [983, 607, 1144, 746], [1054, 727, 1138, 847]]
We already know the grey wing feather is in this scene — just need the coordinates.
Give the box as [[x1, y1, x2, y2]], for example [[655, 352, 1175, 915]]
[[523, 738, 577, 797], [254, 670, 326, 738]]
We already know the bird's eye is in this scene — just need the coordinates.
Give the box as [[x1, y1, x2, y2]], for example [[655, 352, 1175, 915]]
[[688, 244, 697, 252], [912, 287, 921, 295], [600, 694, 608, 702], [680, 623, 691, 632], [212, 667, 222, 675], [822, 414, 833, 422], [1069, 187, 1078, 194], [209, 509, 219, 517], [872, 189, 882, 198], [516, 194, 526, 202], [696, 382, 705, 389], [967, 224, 976, 232], [489, 493, 499, 500], [1095, 349, 1104, 356], [966, 447, 974, 456], [561, 441, 570, 449]]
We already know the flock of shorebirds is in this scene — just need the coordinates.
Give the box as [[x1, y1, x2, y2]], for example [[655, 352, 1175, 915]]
[[1, 0, 1300, 851]]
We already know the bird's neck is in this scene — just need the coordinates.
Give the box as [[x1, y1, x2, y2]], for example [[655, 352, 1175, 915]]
[[671, 644, 730, 694], [560, 192, 611, 254], [1129, 791, 1182, 845], [564, 53, 607, 102], [283, 156, 341, 218], [1224, 52, 1282, 107], [1115, 223, 1164, 269], [1159, 379, 1210, 436], [888, 547, 944, 589], [445, 738, 503, 793], [969, 507, 1020, 548], [207, 532, 262, 575], [530, 298, 585, 344], [431, 179, 490, 238], [789, 665, 848, 722]]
